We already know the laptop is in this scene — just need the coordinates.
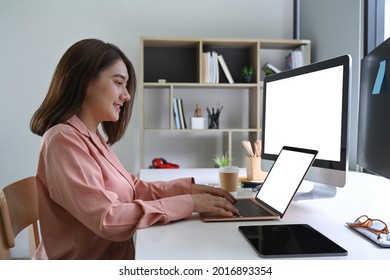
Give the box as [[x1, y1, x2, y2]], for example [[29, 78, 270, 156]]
[[201, 146, 318, 222]]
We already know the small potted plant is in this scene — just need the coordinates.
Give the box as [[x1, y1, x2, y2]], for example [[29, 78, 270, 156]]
[[241, 66, 255, 83], [212, 152, 231, 168]]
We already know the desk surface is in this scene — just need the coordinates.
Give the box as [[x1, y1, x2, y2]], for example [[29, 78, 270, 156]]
[[136, 169, 390, 259]]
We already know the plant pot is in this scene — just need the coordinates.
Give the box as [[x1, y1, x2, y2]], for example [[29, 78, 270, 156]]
[[244, 76, 253, 83]]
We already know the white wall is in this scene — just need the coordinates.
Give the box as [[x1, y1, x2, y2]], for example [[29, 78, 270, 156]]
[[0, 0, 293, 258]]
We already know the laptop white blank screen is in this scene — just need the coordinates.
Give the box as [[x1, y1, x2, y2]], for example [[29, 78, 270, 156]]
[[256, 148, 316, 214]]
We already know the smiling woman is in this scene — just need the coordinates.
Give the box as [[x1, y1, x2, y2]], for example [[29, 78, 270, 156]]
[[28, 39, 238, 260]]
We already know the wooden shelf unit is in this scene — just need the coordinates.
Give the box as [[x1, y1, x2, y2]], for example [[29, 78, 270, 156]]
[[140, 37, 311, 169]]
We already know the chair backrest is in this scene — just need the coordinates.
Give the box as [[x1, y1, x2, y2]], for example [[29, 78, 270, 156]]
[[0, 176, 40, 259]]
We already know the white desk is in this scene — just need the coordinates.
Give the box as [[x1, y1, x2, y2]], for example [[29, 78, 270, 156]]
[[136, 169, 390, 259]]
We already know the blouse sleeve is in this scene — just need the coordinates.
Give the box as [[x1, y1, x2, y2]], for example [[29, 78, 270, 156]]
[[128, 176, 195, 228]]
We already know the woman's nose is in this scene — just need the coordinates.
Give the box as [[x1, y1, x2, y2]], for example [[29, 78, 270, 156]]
[[121, 88, 130, 101]]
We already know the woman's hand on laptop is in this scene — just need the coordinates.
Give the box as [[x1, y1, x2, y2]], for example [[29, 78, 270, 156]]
[[191, 184, 239, 216]]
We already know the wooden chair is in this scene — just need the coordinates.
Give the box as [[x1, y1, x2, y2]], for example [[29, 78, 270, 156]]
[[0, 176, 40, 259]]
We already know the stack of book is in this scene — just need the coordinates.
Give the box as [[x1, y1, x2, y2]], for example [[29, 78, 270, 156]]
[[202, 51, 234, 84], [261, 45, 308, 76], [173, 98, 187, 129], [285, 45, 308, 70]]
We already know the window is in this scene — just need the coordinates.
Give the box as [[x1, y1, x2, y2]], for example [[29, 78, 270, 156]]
[[365, 0, 386, 55], [386, 0, 390, 38]]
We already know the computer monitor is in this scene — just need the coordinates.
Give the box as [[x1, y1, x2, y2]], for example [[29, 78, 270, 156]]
[[261, 55, 351, 198], [357, 37, 390, 179]]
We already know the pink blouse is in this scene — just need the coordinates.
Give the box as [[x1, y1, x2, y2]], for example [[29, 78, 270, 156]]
[[33, 115, 194, 259]]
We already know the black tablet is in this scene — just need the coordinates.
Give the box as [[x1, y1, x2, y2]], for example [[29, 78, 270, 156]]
[[239, 224, 348, 258]]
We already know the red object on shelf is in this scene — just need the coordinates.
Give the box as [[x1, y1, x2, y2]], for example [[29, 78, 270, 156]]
[[152, 158, 180, 169]]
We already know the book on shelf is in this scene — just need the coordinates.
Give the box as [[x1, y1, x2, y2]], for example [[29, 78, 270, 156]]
[[212, 51, 219, 83], [285, 53, 293, 70], [205, 52, 211, 83], [261, 62, 281, 75], [173, 98, 187, 129], [217, 54, 234, 84], [179, 98, 187, 129], [201, 52, 208, 84], [173, 98, 181, 129], [210, 51, 219, 84], [202, 51, 216, 83], [202, 51, 233, 84], [285, 45, 307, 70]]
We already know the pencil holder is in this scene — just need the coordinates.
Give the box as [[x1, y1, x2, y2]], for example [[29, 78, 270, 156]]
[[246, 157, 267, 181], [208, 114, 219, 129]]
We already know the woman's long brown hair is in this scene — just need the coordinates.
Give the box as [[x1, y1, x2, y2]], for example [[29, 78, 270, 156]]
[[30, 39, 136, 145]]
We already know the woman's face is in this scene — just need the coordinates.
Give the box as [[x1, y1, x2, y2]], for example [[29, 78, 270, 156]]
[[78, 59, 130, 132]]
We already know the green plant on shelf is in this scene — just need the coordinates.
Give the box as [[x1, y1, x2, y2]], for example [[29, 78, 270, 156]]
[[241, 66, 255, 82]]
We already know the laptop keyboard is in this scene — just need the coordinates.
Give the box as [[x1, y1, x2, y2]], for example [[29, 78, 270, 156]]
[[234, 199, 271, 217]]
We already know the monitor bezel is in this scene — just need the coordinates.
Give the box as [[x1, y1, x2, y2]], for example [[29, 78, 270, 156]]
[[261, 55, 351, 185]]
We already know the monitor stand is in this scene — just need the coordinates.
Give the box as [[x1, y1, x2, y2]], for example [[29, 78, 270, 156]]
[[294, 180, 337, 201]]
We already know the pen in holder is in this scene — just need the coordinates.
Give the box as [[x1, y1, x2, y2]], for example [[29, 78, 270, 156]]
[[242, 140, 267, 181], [207, 106, 223, 129], [246, 156, 263, 180], [208, 115, 219, 129]]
